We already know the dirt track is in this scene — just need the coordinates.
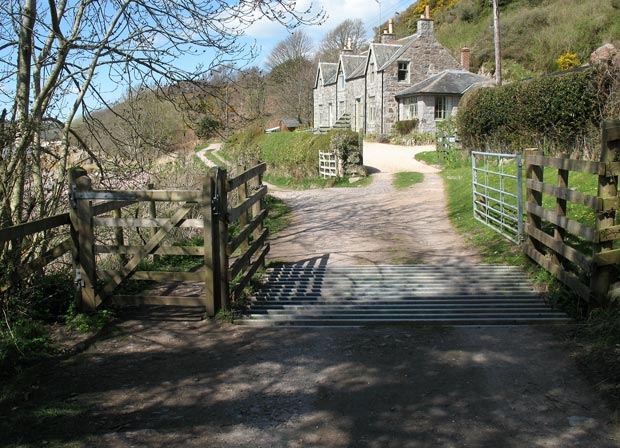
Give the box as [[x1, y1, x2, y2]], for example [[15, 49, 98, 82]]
[[268, 142, 480, 265], [2, 143, 619, 447]]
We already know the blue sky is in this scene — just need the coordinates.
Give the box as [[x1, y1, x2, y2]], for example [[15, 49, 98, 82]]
[[246, 0, 413, 66], [85, 0, 414, 111]]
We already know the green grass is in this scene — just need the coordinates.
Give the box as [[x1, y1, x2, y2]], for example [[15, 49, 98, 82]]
[[263, 194, 292, 236], [392, 172, 424, 190], [202, 149, 228, 167], [264, 174, 372, 190], [414, 151, 440, 165]]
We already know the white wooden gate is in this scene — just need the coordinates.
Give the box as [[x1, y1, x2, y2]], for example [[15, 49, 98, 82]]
[[319, 151, 338, 178]]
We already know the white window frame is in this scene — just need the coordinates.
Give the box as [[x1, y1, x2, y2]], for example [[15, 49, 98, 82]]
[[368, 96, 376, 123], [398, 61, 409, 82], [403, 96, 418, 120], [435, 96, 455, 120]]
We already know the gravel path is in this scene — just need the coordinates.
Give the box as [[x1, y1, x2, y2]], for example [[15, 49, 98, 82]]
[[268, 142, 480, 265]]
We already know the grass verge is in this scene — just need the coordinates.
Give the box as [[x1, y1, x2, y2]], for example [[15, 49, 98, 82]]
[[431, 149, 620, 410], [264, 174, 372, 190], [392, 172, 424, 190]]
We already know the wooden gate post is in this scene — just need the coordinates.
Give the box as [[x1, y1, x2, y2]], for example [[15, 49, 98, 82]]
[[216, 167, 230, 310], [237, 165, 249, 253], [591, 120, 620, 305], [525, 149, 544, 254], [202, 173, 217, 317], [69, 167, 97, 312], [147, 183, 159, 263]]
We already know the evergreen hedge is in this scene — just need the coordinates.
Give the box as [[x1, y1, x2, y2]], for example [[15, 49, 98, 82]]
[[457, 69, 599, 153]]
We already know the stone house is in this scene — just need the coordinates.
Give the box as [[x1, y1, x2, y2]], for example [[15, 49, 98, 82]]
[[395, 69, 492, 133], [313, 12, 487, 135]]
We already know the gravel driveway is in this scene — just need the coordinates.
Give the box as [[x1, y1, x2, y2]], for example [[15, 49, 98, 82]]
[[268, 142, 480, 265]]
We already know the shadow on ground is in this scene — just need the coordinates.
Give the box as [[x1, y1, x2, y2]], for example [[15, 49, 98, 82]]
[[1, 310, 618, 447]]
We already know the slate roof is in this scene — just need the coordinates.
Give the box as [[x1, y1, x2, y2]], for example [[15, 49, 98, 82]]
[[395, 70, 492, 97], [280, 118, 306, 128], [371, 43, 402, 69], [317, 62, 338, 86], [341, 54, 367, 80]]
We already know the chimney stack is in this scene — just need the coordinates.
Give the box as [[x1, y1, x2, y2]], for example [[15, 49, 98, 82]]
[[417, 12, 434, 37], [460, 47, 471, 72], [341, 36, 353, 54], [381, 18, 396, 44]]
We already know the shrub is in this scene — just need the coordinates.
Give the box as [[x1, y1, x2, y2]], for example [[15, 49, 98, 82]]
[[195, 116, 221, 140], [457, 69, 599, 154], [556, 52, 582, 70], [393, 119, 419, 135], [329, 130, 363, 176]]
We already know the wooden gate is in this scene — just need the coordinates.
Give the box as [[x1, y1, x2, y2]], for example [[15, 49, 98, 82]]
[[524, 120, 620, 305], [319, 151, 338, 178], [70, 163, 268, 316]]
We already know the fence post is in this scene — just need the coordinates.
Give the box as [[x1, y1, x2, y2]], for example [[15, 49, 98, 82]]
[[69, 167, 97, 312], [113, 208, 125, 264], [252, 164, 264, 241], [525, 149, 543, 254], [216, 167, 230, 310], [147, 183, 158, 263], [237, 165, 249, 253], [202, 173, 217, 316], [591, 120, 620, 305]]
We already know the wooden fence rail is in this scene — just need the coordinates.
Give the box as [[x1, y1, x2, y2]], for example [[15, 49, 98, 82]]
[[0, 163, 269, 317], [524, 120, 620, 304]]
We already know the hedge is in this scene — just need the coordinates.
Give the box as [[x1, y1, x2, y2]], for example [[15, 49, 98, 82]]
[[457, 69, 599, 153], [224, 129, 362, 179]]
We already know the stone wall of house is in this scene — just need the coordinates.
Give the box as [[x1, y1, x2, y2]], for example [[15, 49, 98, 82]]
[[313, 81, 337, 127], [365, 61, 380, 134], [379, 32, 460, 134], [418, 95, 436, 133], [347, 77, 366, 132]]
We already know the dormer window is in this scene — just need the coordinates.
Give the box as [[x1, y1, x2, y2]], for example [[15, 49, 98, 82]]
[[398, 61, 409, 82], [338, 74, 345, 90], [369, 63, 375, 83]]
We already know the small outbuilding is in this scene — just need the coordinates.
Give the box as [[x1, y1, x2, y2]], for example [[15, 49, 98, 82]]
[[395, 69, 492, 133], [278, 118, 307, 132]]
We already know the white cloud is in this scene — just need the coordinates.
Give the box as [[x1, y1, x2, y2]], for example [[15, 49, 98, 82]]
[[244, 0, 406, 66]]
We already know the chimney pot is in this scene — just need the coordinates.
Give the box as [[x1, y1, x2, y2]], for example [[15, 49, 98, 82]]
[[460, 47, 471, 72], [381, 18, 396, 44], [425, 5, 431, 19]]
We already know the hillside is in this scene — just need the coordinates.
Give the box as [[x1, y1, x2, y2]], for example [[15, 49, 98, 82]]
[[393, 0, 620, 79]]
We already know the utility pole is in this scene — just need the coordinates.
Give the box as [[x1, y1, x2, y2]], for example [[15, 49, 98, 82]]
[[493, 0, 502, 86]]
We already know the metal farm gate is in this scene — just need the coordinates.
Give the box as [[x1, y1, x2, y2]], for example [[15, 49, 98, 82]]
[[472, 151, 523, 244]]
